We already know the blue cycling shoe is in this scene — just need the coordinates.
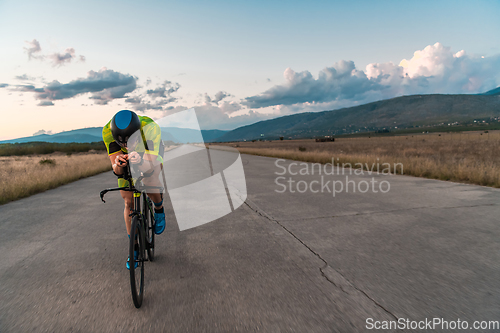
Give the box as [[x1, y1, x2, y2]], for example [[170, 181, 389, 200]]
[[154, 212, 165, 235], [126, 250, 139, 270]]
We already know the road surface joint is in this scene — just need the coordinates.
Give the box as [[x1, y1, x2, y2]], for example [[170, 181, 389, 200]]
[[244, 197, 399, 320]]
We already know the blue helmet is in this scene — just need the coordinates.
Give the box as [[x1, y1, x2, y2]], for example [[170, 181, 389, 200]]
[[110, 110, 141, 147]]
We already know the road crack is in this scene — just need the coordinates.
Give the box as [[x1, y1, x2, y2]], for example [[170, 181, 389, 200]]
[[244, 199, 399, 320]]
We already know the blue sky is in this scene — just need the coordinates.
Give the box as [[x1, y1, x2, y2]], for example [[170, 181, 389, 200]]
[[1, 0, 499, 140]]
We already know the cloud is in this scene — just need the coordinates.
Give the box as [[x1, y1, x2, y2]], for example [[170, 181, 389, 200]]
[[146, 80, 180, 98], [146, 102, 272, 130], [125, 96, 143, 104], [395, 42, 500, 93], [48, 47, 86, 66], [125, 80, 180, 111], [14, 68, 137, 105], [49, 48, 76, 66], [219, 101, 242, 114], [213, 91, 230, 103], [126, 95, 176, 111], [33, 129, 53, 135], [23, 39, 85, 66], [243, 43, 500, 110], [203, 91, 232, 105], [243, 60, 384, 108], [363, 44, 500, 99], [0, 83, 8, 88], [14, 74, 36, 81], [165, 105, 189, 113], [24, 39, 43, 60], [192, 104, 272, 130], [203, 93, 212, 104], [37, 101, 54, 106], [125, 84, 250, 129]]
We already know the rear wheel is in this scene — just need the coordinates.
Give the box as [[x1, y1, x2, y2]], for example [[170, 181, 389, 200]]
[[129, 215, 145, 308], [144, 196, 155, 261]]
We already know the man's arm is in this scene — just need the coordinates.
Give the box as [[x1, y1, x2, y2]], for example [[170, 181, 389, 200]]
[[142, 122, 163, 164], [109, 151, 128, 175]]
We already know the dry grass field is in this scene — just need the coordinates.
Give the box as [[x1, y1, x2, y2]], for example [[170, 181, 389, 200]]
[[218, 131, 500, 188], [0, 152, 112, 205], [2, 131, 498, 205]]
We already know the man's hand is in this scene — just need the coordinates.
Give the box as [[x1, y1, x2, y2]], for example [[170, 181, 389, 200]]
[[129, 151, 142, 164], [115, 154, 128, 167]]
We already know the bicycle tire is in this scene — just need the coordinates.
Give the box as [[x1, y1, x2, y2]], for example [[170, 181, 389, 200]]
[[129, 215, 145, 308], [144, 196, 155, 262]]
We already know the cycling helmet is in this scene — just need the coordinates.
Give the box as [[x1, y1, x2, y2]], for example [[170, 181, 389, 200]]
[[110, 110, 141, 147]]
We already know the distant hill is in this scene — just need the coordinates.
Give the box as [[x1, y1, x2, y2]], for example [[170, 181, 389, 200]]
[[4, 89, 499, 144], [215, 92, 500, 142], [160, 127, 228, 143], [1, 126, 227, 144], [201, 129, 229, 142], [481, 86, 500, 96], [0, 127, 103, 144]]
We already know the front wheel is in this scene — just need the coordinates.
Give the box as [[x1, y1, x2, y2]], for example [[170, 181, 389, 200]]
[[129, 215, 145, 308], [145, 196, 155, 262]]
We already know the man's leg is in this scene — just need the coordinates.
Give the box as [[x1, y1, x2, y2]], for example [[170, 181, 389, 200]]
[[147, 192, 165, 234], [147, 192, 163, 207], [120, 189, 138, 269], [120, 189, 134, 235], [143, 164, 166, 235]]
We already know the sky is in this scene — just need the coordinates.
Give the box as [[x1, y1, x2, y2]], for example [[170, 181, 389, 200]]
[[0, 0, 499, 140]]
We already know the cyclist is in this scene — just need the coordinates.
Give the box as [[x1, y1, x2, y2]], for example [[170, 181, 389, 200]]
[[102, 110, 166, 269]]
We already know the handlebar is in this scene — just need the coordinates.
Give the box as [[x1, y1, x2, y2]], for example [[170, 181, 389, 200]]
[[99, 187, 134, 203], [100, 161, 162, 203], [99, 184, 164, 203]]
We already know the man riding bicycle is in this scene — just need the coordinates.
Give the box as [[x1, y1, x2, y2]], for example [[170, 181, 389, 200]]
[[102, 110, 166, 269]]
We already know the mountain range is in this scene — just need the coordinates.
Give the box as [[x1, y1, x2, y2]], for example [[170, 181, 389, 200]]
[[2, 87, 499, 144], [215, 88, 500, 142], [0, 127, 227, 144]]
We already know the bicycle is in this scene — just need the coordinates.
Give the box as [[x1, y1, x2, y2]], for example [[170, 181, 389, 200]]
[[99, 164, 162, 308]]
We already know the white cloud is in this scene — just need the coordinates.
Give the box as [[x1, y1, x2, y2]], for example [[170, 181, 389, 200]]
[[23, 39, 85, 66], [155, 108, 200, 130], [202, 91, 232, 105], [13, 68, 137, 105], [126, 80, 180, 111], [203, 93, 212, 105], [191, 104, 273, 130], [146, 80, 180, 98], [49, 47, 77, 66], [14, 74, 36, 81], [150, 104, 273, 130], [33, 129, 53, 135], [37, 101, 55, 106], [24, 39, 42, 60], [213, 91, 230, 103], [219, 101, 242, 114], [395, 42, 500, 93], [243, 43, 500, 110], [243, 60, 384, 108]]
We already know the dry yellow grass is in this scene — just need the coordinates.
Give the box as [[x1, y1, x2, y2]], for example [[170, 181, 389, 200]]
[[217, 131, 500, 187], [0, 152, 112, 205]]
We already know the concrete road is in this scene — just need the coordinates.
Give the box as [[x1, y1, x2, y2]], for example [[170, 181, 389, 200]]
[[1, 153, 499, 332]]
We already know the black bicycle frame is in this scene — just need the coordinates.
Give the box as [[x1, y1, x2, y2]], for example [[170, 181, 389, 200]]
[[99, 165, 163, 221]]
